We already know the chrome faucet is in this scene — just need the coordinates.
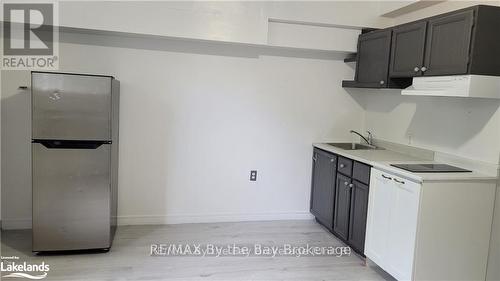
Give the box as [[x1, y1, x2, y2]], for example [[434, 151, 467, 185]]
[[366, 131, 373, 145], [350, 130, 373, 146]]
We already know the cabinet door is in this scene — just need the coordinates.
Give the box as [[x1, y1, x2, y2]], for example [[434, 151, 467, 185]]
[[365, 169, 394, 263], [333, 173, 351, 240], [310, 149, 337, 229], [386, 176, 421, 281], [389, 21, 427, 77], [423, 10, 474, 76], [348, 180, 369, 253], [355, 30, 392, 87]]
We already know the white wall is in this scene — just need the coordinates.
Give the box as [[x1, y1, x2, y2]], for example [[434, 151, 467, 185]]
[[58, 1, 390, 45], [0, 84, 1, 229], [0, 31, 364, 228], [363, 93, 500, 165], [490, 176, 500, 281], [1, 71, 31, 229]]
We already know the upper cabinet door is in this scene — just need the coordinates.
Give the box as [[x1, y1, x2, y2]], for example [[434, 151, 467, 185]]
[[389, 21, 427, 77], [355, 30, 392, 87], [423, 10, 474, 76]]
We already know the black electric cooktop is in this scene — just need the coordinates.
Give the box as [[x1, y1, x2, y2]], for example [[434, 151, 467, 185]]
[[390, 164, 472, 173]]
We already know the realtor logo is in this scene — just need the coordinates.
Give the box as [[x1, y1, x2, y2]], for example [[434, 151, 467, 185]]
[[1, 2, 58, 69], [4, 3, 53, 55]]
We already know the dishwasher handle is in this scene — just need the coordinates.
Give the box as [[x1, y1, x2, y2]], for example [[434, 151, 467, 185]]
[[381, 174, 392, 180]]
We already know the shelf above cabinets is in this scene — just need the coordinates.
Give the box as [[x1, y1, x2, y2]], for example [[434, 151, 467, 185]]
[[342, 78, 413, 89]]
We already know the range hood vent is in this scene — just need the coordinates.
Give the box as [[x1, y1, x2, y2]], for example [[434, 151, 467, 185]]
[[401, 75, 500, 99]]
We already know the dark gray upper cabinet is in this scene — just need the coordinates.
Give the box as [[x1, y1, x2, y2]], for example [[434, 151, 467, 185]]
[[345, 5, 500, 89], [469, 6, 500, 76], [423, 10, 474, 76], [388, 5, 500, 78], [343, 28, 413, 89], [354, 29, 393, 88], [390, 21, 427, 77], [310, 148, 337, 230], [348, 180, 369, 253]]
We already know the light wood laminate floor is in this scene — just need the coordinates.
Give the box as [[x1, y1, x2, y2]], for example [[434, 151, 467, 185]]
[[1, 220, 393, 280]]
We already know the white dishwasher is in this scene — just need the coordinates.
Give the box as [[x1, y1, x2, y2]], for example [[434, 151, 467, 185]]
[[364, 167, 496, 281], [365, 168, 421, 281]]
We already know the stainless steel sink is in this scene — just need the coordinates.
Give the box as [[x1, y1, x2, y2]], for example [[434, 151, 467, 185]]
[[327, 142, 382, 150]]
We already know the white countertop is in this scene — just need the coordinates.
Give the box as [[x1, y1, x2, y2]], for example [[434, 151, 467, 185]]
[[313, 143, 498, 183]]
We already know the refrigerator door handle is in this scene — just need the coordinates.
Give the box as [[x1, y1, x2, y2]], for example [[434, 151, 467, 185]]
[[32, 140, 111, 149]]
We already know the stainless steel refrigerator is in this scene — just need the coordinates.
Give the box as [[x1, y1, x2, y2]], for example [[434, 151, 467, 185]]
[[31, 71, 119, 252]]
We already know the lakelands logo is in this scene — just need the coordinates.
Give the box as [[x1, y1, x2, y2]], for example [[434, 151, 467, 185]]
[[1, 1, 59, 70], [1, 256, 50, 279]]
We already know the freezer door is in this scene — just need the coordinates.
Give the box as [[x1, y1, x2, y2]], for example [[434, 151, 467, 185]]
[[32, 72, 112, 140], [32, 142, 111, 251]]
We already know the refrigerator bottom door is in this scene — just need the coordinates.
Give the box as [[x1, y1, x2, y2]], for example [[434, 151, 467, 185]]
[[32, 143, 111, 251]]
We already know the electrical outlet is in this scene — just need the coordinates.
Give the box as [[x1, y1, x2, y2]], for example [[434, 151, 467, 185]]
[[250, 170, 257, 181]]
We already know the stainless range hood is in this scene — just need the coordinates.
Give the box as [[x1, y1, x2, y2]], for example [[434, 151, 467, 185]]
[[401, 75, 500, 99]]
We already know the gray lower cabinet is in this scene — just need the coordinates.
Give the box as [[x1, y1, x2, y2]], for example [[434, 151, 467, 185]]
[[310, 148, 371, 255], [348, 180, 369, 253], [333, 173, 351, 240], [310, 148, 337, 230]]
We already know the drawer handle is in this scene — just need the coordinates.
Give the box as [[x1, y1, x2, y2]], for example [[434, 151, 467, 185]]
[[330, 158, 335, 163], [393, 178, 405, 184], [344, 181, 349, 186], [340, 164, 345, 168], [349, 184, 353, 188], [381, 174, 392, 180]]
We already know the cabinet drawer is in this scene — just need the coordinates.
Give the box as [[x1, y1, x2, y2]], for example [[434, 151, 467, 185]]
[[313, 148, 337, 165], [337, 156, 353, 177], [353, 161, 371, 185]]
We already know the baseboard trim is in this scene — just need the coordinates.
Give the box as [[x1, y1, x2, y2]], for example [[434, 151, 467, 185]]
[[1, 212, 313, 230], [117, 212, 313, 226]]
